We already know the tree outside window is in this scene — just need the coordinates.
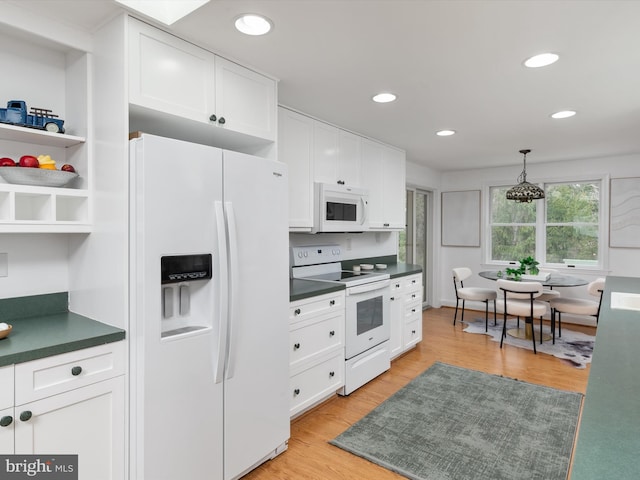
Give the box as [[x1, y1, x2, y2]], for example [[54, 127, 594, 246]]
[[489, 181, 601, 267]]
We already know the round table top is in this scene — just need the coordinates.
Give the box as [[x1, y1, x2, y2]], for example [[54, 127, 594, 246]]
[[478, 270, 588, 287]]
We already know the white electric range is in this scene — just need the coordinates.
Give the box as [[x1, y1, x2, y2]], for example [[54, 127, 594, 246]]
[[291, 245, 391, 395]]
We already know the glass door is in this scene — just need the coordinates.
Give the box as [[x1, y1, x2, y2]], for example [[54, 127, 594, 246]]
[[399, 189, 432, 306]]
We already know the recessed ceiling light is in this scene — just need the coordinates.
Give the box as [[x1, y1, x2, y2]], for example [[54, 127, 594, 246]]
[[551, 110, 577, 119], [372, 93, 396, 103], [235, 14, 273, 35], [436, 130, 456, 136], [524, 53, 559, 68]]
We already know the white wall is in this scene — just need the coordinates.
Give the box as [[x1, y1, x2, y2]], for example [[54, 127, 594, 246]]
[[290, 231, 398, 262], [0, 234, 70, 298], [437, 153, 640, 324]]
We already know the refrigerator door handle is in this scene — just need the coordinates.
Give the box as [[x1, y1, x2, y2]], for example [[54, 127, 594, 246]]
[[224, 201, 239, 380], [213, 201, 229, 384]]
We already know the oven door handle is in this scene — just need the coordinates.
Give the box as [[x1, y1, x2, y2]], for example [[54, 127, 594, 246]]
[[347, 279, 390, 295]]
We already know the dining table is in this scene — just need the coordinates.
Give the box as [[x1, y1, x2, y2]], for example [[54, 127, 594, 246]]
[[478, 270, 588, 341]]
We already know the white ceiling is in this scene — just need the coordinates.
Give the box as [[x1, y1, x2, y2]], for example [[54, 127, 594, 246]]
[[11, 0, 640, 171]]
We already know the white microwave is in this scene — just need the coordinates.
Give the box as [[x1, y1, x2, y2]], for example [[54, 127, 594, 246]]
[[313, 183, 369, 233]]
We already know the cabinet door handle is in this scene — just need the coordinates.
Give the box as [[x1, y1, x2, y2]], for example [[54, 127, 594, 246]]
[[329, 371, 335, 377], [209, 114, 217, 122], [293, 388, 300, 396], [294, 308, 301, 316], [0, 416, 12, 427], [395, 283, 400, 288], [293, 343, 301, 350], [329, 330, 335, 337], [390, 297, 395, 301], [71, 366, 83, 376], [19, 411, 32, 422], [384, 223, 390, 227], [412, 308, 416, 313], [412, 330, 416, 335], [218, 117, 226, 125], [412, 294, 417, 298], [329, 300, 335, 306], [337, 180, 345, 185]]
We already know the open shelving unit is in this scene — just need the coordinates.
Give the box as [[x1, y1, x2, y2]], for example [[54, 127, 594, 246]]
[[0, 27, 91, 233]]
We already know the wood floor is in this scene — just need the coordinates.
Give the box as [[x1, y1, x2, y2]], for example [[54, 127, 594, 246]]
[[243, 307, 594, 480]]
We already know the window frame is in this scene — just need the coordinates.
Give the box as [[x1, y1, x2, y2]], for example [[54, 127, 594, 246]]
[[483, 174, 609, 272]]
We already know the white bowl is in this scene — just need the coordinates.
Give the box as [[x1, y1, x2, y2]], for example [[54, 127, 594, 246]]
[[360, 264, 374, 270], [375, 264, 387, 269], [0, 167, 78, 187]]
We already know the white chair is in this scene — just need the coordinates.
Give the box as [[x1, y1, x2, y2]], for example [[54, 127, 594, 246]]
[[497, 279, 548, 354], [452, 267, 497, 332], [549, 278, 605, 344]]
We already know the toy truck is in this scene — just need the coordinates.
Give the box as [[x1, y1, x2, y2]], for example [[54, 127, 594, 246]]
[[0, 100, 65, 133]]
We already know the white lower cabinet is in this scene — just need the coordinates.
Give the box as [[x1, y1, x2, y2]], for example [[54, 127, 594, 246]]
[[0, 342, 126, 480], [0, 365, 14, 453], [390, 273, 423, 359], [289, 291, 345, 417]]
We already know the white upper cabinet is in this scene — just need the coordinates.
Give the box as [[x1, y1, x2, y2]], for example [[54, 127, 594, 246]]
[[313, 122, 361, 187], [129, 18, 216, 122], [337, 130, 362, 187], [361, 138, 406, 230], [214, 57, 276, 141], [278, 107, 314, 230], [129, 18, 276, 143], [279, 107, 405, 232]]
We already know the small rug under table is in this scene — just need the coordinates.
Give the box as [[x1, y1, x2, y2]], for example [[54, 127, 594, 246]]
[[330, 362, 582, 480], [463, 317, 595, 368]]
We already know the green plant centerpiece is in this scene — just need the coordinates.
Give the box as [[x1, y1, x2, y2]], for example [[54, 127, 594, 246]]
[[520, 256, 540, 275], [505, 256, 540, 280]]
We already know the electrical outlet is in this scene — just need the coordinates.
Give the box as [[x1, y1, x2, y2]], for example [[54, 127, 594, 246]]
[[0, 253, 7, 277]]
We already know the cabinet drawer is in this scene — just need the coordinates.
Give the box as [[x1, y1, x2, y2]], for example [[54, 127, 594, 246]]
[[15, 342, 126, 405], [404, 301, 422, 320], [0, 365, 14, 410], [290, 352, 343, 417], [290, 313, 343, 370], [404, 318, 422, 349], [290, 292, 344, 324], [402, 274, 422, 292], [404, 289, 421, 304]]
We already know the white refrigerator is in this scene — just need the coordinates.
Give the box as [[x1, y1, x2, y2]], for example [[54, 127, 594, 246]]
[[128, 133, 290, 480]]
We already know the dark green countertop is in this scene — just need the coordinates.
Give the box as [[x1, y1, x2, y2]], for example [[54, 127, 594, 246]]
[[0, 292, 126, 367], [571, 276, 640, 479], [290, 279, 345, 302], [289, 259, 422, 302]]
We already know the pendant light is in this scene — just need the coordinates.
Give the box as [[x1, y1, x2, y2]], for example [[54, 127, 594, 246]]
[[505, 149, 545, 203]]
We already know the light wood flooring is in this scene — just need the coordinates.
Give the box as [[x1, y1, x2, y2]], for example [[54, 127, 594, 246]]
[[243, 307, 594, 480]]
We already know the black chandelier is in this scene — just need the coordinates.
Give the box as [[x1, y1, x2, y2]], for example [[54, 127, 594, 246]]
[[505, 149, 545, 203]]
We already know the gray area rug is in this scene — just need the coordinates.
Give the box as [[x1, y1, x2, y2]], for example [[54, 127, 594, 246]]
[[330, 362, 582, 480], [463, 318, 595, 368]]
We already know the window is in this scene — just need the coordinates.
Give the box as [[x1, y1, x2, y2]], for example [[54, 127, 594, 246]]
[[489, 180, 602, 268]]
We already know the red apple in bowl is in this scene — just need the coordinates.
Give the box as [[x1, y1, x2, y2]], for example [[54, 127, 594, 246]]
[[19, 155, 39, 168], [0, 157, 16, 167], [61, 164, 76, 173]]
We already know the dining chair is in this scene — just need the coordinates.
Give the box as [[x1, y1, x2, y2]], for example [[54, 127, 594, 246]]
[[452, 267, 497, 332], [496, 279, 547, 354], [549, 278, 605, 344]]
